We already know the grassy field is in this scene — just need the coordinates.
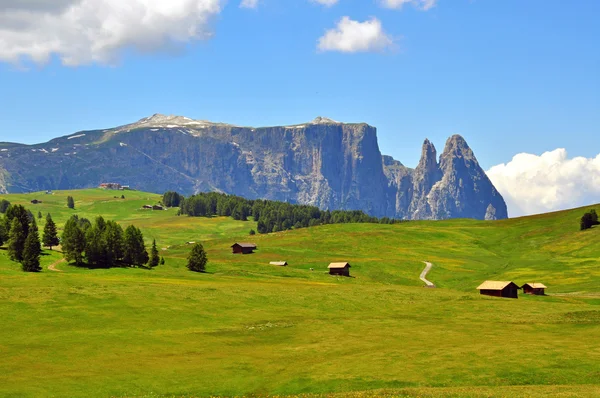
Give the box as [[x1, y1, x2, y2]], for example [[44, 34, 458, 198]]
[[0, 189, 599, 397]]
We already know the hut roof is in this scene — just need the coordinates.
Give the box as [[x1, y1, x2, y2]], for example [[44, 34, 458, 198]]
[[232, 243, 257, 248], [270, 261, 288, 266], [328, 262, 351, 269], [476, 281, 518, 290], [522, 283, 547, 289]]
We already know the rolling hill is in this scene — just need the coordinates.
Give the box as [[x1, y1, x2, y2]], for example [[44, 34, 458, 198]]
[[0, 189, 598, 397]]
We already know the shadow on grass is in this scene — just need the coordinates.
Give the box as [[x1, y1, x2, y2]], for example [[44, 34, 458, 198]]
[[67, 261, 156, 270]]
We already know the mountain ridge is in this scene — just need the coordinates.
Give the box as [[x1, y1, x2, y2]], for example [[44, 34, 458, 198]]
[[0, 114, 508, 220]]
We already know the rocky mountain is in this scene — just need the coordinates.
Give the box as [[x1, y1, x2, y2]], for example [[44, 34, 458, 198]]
[[0, 114, 508, 220]]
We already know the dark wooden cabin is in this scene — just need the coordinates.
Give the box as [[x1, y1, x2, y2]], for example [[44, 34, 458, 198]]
[[476, 281, 519, 299], [152, 205, 164, 210], [30, 199, 42, 204], [328, 262, 351, 277], [231, 243, 257, 254], [521, 283, 547, 295]]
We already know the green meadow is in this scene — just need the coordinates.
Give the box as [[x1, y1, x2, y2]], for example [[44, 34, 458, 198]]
[[0, 189, 599, 397]]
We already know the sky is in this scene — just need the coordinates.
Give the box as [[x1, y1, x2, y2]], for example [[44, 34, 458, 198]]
[[0, 0, 599, 217]]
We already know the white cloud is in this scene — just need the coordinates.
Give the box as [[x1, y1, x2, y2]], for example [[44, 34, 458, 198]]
[[0, 0, 224, 66], [240, 0, 259, 8], [380, 0, 437, 11], [311, 0, 339, 7], [317, 17, 395, 53], [487, 149, 600, 217]]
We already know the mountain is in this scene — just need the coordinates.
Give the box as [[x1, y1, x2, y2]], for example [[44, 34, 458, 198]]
[[0, 114, 508, 220]]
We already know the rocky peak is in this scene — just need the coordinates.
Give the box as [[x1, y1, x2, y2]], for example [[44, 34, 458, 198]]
[[310, 116, 341, 125]]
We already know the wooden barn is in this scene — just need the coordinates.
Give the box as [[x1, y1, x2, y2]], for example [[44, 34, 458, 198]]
[[270, 261, 288, 266], [152, 205, 164, 211], [231, 243, 257, 254], [30, 199, 42, 204], [476, 281, 519, 299], [521, 283, 547, 295], [328, 262, 351, 277]]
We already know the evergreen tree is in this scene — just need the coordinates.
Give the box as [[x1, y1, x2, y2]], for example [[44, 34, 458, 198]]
[[85, 222, 107, 268], [0, 199, 10, 213], [67, 196, 75, 209], [249, 229, 256, 235], [42, 214, 60, 250], [5, 204, 31, 237], [62, 216, 86, 265], [0, 216, 6, 246], [160, 257, 165, 265], [123, 225, 149, 266], [8, 218, 26, 262], [37, 211, 42, 219], [103, 221, 124, 267], [22, 220, 42, 272], [590, 209, 599, 225], [187, 243, 207, 272], [149, 239, 160, 267]]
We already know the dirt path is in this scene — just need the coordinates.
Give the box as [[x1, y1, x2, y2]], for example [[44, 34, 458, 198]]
[[48, 258, 66, 272], [420, 261, 435, 288]]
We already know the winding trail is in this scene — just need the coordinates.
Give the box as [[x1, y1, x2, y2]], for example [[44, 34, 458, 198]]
[[420, 261, 435, 288], [48, 258, 66, 272]]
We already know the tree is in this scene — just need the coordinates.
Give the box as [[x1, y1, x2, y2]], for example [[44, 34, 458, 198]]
[[103, 221, 124, 267], [0, 216, 7, 246], [37, 211, 42, 219], [67, 196, 75, 209], [22, 219, 42, 272], [590, 209, 599, 225], [149, 239, 160, 267], [249, 229, 256, 235], [160, 257, 165, 265], [85, 222, 107, 268], [0, 199, 10, 213], [5, 204, 31, 237], [581, 212, 594, 231], [187, 243, 207, 272], [62, 216, 86, 265], [121, 194, 125, 199], [8, 218, 26, 261], [42, 214, 60, 250], [123, 225, 148, 266]]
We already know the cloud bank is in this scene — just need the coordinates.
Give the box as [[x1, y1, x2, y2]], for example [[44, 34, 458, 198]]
[[311, 0, 340, 6], [0, 0, 224, 66], [317, 17, 395, 53], [487, 149, 600, 217], [380, 0, 438, 11]]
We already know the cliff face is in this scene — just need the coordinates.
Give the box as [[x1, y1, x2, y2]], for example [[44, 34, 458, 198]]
[[0, 114, 508, 220]]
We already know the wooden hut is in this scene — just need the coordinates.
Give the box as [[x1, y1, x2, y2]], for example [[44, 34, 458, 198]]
[[231, 243, 257, 254], [476, 281, 519, 299], [142, 205, 153, 209], [521, 283, 547, 295], [152, 205, 164, 210], [270, 261, 288, 266], [328, 262, 351, 277], [30, 199, 42, 204]]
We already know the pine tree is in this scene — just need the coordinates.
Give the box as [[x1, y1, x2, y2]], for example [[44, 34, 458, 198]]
[[85, 223, 107, 268], [160, 257, 165, 265], [8, 218, 26, 262], [62, 216, 86, 265], [0, 216, 6, 247], [42, 214, 60, 250], [123, 225, 149, 266], [149, 239, 160, 267], [187, 243, 207, 272], [22, 220, 42, 272], [67, 196, 75, 209], [37, 211, 42, 219], [103, 221, 124, 267]]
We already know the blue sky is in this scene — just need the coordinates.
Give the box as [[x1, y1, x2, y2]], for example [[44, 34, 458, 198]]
[[0, 0, 599, 215]]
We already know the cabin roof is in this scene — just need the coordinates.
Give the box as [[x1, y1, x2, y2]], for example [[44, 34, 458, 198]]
[[522, 283, 547, 289], [328, 262, 351, 269], [232, 242, 257, 248], [476, 281, 517, 290], [270, 261, 288, 266]]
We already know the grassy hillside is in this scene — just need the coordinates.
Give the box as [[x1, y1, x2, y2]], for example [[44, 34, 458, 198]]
[[0, 189, 599, 397]]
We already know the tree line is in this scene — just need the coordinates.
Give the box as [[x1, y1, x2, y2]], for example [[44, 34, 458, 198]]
[[165, 191, 402, 234], [580, 209, 599, 231], [0, 204, 43, 272], [61, 214, 161, 268]]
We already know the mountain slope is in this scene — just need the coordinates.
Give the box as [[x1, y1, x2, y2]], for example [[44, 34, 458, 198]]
[[0, 114, 507, 219]]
